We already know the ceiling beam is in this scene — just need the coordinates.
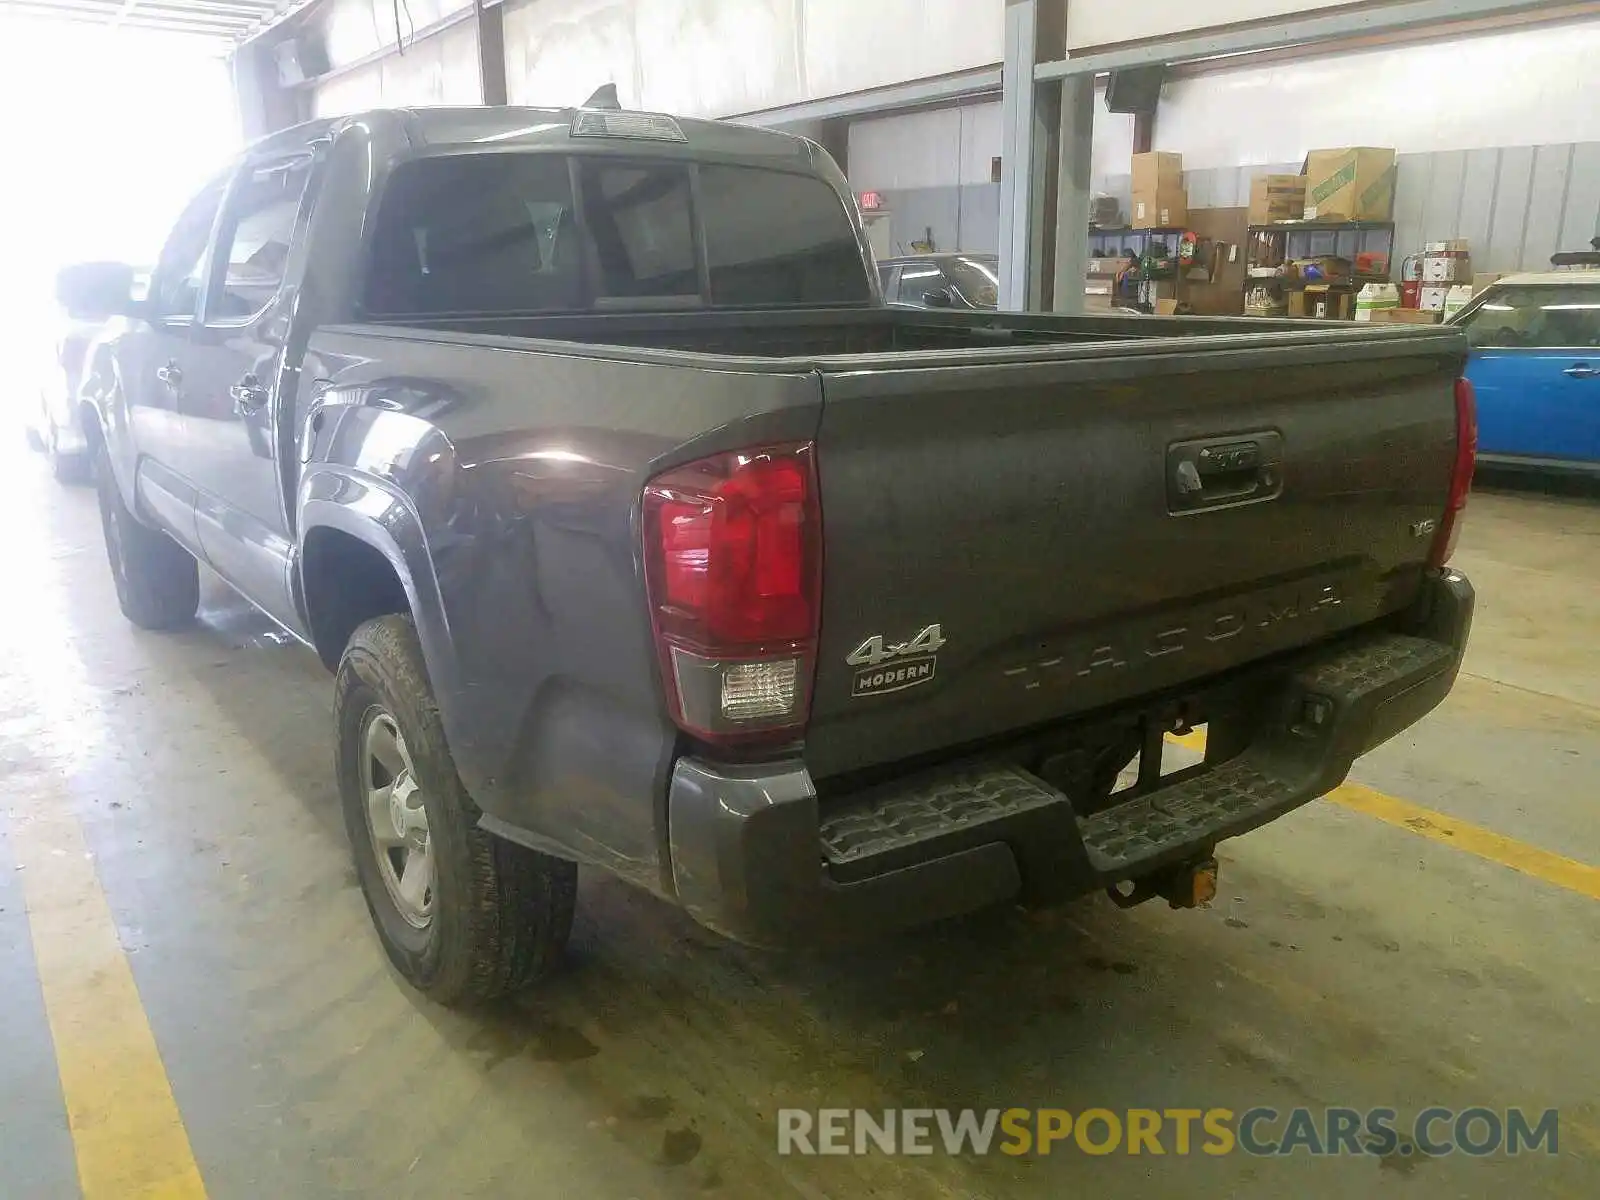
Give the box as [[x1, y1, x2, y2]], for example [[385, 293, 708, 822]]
[[1036, 0, 1581, 78], [0, 1, 248, 31]]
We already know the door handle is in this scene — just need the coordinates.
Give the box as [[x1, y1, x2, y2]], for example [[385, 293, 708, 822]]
[[230, 375, 268, 414], [1168, 432, 1285, 514], [1562, 364, 1598, 378], [156, 361, 182, 388]]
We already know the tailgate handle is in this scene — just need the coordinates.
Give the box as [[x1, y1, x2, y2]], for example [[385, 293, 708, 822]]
[[1168, 432, 1283, 514]]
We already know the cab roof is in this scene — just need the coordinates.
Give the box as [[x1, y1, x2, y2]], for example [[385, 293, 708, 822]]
[[1483, 269, 1600, 287], [248, 105, 818, 171]]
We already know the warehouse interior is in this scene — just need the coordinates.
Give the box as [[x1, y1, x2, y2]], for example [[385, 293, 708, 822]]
[[2, 1, 1599, 1197]]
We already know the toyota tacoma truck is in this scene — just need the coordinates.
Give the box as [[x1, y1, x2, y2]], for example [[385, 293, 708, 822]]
[[63, 106, 1476, 1005]]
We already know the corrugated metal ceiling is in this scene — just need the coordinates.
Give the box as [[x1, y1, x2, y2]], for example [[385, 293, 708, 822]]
[[0, 0, 291, 48]]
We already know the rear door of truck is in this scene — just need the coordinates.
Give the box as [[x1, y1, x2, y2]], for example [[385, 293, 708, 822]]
[[804, 325, 1466, 780]]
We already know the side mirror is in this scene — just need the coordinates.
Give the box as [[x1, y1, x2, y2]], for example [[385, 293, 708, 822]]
[[922, 287, 954, 308], [56, 261, 136, 320]]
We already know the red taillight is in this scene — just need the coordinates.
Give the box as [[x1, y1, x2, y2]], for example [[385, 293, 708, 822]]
[[643, 443, 821, 747], [1429, 376, 1477, 569]]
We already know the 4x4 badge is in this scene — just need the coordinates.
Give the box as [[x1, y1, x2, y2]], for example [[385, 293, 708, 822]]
[[848, 624, 945, 698]]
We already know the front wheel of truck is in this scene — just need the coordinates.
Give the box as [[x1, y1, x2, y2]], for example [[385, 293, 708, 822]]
[[335, 614, 576, 1005]]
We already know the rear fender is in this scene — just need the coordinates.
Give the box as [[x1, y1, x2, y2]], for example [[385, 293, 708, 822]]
[[299, 465, 462, 725], [80, 343, 139, 509]]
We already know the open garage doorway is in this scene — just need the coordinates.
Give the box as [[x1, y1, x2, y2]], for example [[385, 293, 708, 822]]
[[1, 11, 241, 467]]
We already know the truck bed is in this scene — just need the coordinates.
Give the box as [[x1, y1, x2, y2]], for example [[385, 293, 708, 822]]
[[355, 305, 1457, 362], [310, 310, 1465, 790]]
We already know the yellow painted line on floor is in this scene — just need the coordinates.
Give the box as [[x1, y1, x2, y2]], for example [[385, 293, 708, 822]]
[[1167, 730, 1600, 901], [9, 796, 208, 1199]]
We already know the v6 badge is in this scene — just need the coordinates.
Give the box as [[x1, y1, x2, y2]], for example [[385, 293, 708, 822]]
[[847, 624, 944, 698]]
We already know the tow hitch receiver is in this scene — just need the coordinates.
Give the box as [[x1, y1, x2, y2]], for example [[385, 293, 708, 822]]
[[1107, 856, 1220, 910]]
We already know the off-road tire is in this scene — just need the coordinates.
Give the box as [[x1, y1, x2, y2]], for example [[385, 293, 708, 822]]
[[95, 439, 199, 629], [335, 614, 576, 1005]]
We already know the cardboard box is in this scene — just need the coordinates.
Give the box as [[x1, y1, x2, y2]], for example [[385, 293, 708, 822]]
[[1286, 290, 1309, 318], [1425, 240, 1471, 253], [1419, 285, 1453, 312], [1303, 147, 1397, 222], [1154, 298, 1181, 316], [1249, 174, 1307, 225], [1132, 186, 1188, 229], [1368, 308, 1440, 325], [1131, 151, 1183, 195], [1423, 252, 1472, 283], [1303, 284, 1353, 320], [1472, 272, 1508, 294]]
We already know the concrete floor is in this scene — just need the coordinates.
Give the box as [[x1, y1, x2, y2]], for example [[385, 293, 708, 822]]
[[1, 442, 1597, 1200]]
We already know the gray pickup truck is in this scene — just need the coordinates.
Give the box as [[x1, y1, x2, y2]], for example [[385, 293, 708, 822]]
[[61, 105, 1477, 1006]]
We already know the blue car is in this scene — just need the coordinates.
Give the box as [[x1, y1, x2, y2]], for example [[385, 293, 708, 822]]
[[1452, 271, 1600, 474]]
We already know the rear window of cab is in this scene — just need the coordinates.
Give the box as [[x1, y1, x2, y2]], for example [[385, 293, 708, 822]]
[[361, 154, 872, 318]]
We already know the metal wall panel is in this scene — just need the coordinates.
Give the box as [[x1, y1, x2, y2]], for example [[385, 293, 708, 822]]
[[1422, 150, 1467, 237], [1560, 142, 1600, 253], [959, 185, 1003, 253], [959, 104, 1005, 186], [1487, 146, 1537, 273], [804, 0, 1004, 99], [1390, 153, 1432, 278], [849, 108, 964, 191], [500, 0, 1003, 120], [1523, 143, 1575, 272], [1153, 19, 1600, 169], [320, 0, 474, 70], [314, 16, 480, 115], [1456, 149, 1501, 262], [1067, 0, 1391, 52], [503, 0, 644, 110], [635, 0, 801, 116]]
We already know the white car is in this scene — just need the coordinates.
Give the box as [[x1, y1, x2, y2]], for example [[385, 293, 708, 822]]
[[27, 270, 147, 483], [26, 313, 103, 483]]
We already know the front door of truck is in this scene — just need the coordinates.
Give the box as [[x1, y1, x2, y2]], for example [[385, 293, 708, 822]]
[[126, 177, 228, 556], [183, 154, 315, 629]]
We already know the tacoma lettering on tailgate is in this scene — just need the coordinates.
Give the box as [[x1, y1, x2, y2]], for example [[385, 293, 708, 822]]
[[1002, 580, 1350, 691]]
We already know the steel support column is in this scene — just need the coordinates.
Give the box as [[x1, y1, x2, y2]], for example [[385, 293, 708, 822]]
[[1051, 73, 1093, 314], [999, 0, 1047, 310], [230, 35, 305, 139], [476, 0, 507, 106]]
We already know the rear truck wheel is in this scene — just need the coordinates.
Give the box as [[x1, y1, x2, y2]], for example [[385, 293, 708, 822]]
[[94, 439, 199, 630], [335, 615, 576, 1005]]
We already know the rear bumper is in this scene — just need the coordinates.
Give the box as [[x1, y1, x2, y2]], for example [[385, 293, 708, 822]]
[[666, 570, 1473, 948]]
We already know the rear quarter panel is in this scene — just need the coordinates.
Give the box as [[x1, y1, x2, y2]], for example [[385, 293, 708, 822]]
[[297, 326, 824, 893]]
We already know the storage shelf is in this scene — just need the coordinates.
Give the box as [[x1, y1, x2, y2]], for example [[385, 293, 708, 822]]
[[1090, 225, 1188, 235], [1248, 220, 1396, 233]]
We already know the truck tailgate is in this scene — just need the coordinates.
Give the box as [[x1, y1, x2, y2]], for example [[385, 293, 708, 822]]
[[805, 330, 1465, 780]]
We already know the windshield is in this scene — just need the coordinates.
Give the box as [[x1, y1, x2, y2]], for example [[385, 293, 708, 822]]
[[944, 256, 999, 308], [1460, 284, 1600, 348], [363, 153, 872, 318]]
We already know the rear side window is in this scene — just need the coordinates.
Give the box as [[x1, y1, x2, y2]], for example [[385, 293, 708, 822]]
[[362, 152, 868, 317], [578, 161, 698, 300], [210, 158, 314, 322], [699, 165, 872, 306], [364, 154, 584, 318], [1462, 285, 1600, 348], [895, 261, 943, 304]]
